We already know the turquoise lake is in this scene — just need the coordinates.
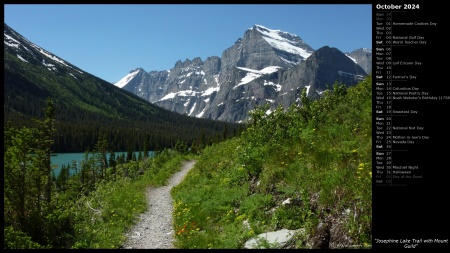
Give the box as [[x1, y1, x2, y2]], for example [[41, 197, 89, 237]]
[[51, 151, 155, 176]]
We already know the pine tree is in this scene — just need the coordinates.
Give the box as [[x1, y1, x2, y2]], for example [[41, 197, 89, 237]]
[[143, 138, 149, 158], [109, 150, 116, 181], [94, 133, 108, 179], [33, 97, 56, 206], [4, 124, 37, 229], [222, 123, 228, 140], [126, 146, 133, 162]]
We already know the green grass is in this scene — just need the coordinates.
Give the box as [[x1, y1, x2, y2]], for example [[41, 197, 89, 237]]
[[171, 75, 372, 249], [67, 150, 188, 249], [66, 75, 372, 249], [5, 75, 372, 249]]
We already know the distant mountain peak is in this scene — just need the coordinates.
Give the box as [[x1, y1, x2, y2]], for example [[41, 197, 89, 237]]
[[114, 68, 144, 88], [249, 24, 313, 61], [252, 24, 293, 37]]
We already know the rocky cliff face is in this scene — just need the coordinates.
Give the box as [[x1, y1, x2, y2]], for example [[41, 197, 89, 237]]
[[275, 46, 367, 110], [347, 48, 372, 74], [117, 24, 370, 123]]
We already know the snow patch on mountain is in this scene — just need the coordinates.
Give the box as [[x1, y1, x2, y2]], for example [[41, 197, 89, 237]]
[[4, 33, 20, 48], [115, 69, 141, 88], [345, 54, 357, 63], [202, 86, 220, 96], [17, 54, 28, 63], [234, 66, 281, 89], [263, 80, 281, 92], [254, 24, 312, 59]]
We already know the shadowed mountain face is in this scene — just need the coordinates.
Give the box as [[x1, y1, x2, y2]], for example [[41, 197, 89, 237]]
[[116, 24, 370, 123]]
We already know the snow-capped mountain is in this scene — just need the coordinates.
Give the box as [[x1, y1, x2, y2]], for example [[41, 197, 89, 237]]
[[115, 24, 370, 123]]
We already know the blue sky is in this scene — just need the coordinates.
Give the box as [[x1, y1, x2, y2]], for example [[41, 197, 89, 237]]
[[4, 4, 372, 84]]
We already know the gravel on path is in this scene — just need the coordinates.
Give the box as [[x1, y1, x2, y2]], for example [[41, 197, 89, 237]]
[[121, 160, 197, 249]]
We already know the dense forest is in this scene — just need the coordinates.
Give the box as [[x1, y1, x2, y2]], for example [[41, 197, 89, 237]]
[[4, 42, 242, 153]]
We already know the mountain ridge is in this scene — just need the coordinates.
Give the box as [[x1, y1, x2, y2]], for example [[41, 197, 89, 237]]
[[116, 24, 371, 122]]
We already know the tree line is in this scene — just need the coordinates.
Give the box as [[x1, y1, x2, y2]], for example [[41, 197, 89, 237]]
[[4, 56, 243, 153]]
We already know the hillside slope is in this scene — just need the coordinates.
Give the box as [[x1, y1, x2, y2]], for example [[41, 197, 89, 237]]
[[4, 23, 240, 152], [171, 75, 372, 249]]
